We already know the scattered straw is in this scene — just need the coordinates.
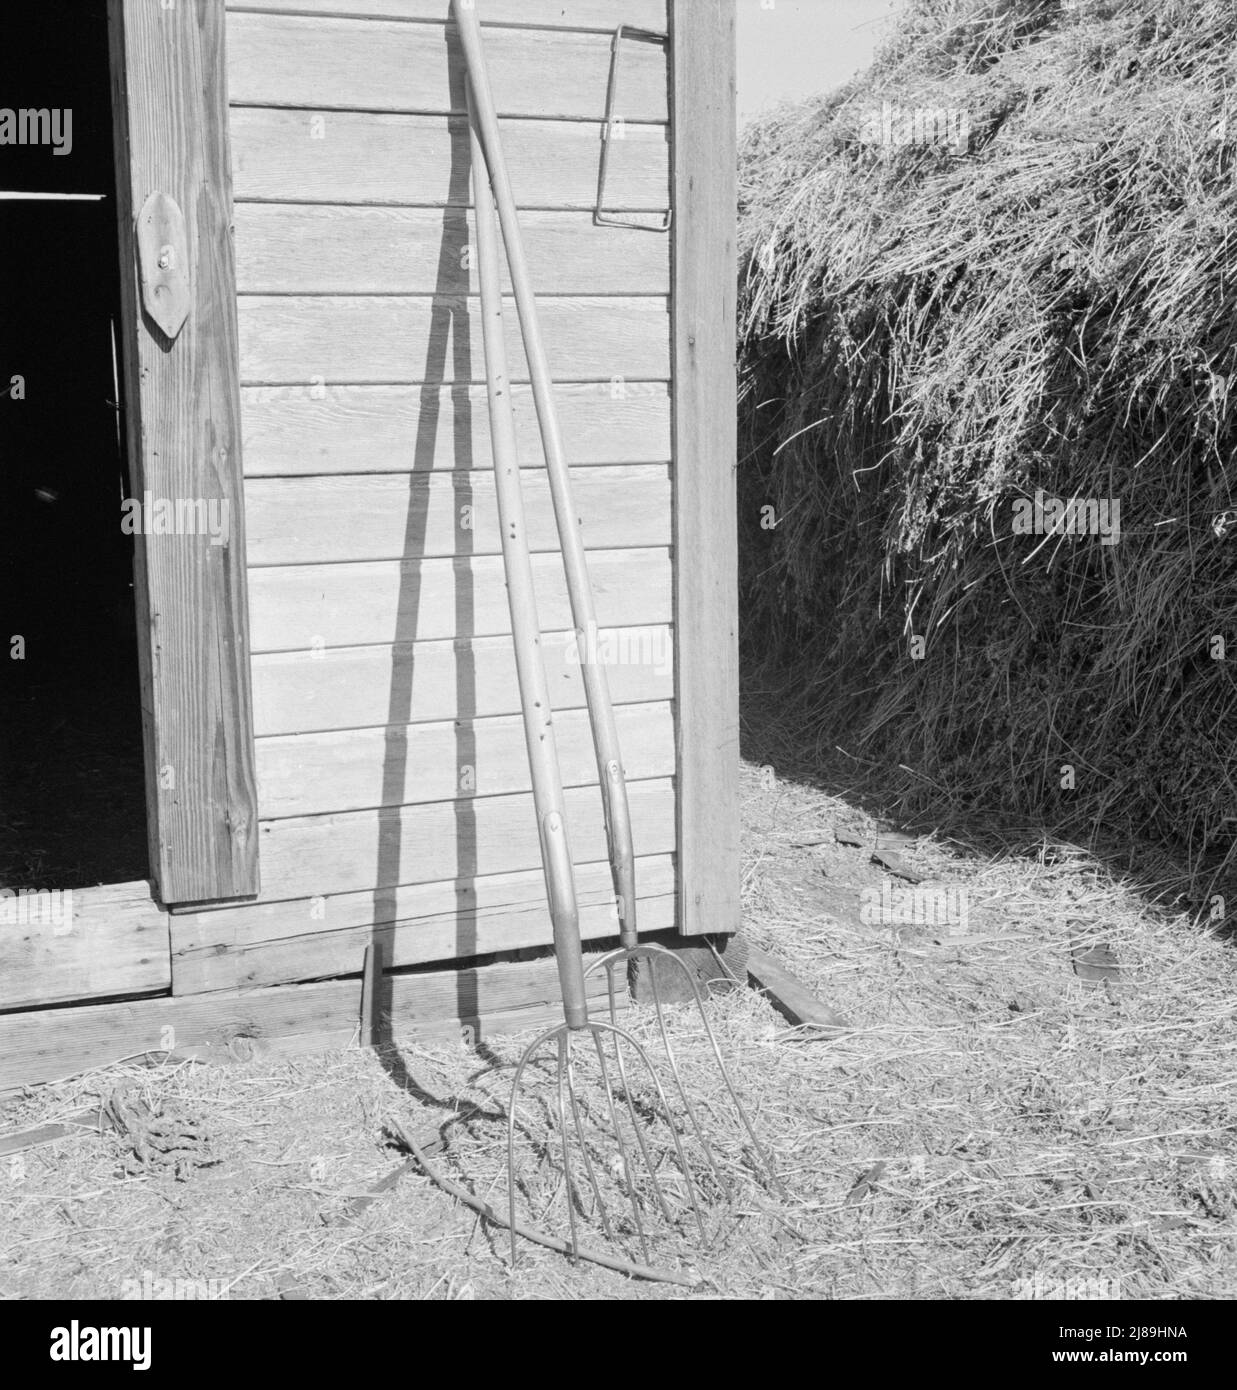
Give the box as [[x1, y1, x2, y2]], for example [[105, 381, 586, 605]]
[[2, 762, 1233, 1299]]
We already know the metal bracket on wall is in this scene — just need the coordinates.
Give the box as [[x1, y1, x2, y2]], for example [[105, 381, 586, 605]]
[[136, 191, 192, 340], [594, 25, 672, 232]]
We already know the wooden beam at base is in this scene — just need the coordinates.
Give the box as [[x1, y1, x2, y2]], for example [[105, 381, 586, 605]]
[[173, 856, 677, 995], [0, 954, 614, 1094], [747, 946, 851, 1039], [628, 928, 749, 1004], [0, 881, 169, 1012], [0, 1110, 114, 1158], [670, 0, 740, 936]]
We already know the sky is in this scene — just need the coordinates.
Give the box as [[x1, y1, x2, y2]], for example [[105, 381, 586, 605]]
[[737, 0, 908, 125]]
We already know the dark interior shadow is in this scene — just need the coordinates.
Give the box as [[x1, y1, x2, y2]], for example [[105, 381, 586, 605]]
[[0, 0, 147, 891]]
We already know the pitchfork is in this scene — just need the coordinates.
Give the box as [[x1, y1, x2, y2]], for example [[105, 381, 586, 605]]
[[415, 0, 785, 1282]]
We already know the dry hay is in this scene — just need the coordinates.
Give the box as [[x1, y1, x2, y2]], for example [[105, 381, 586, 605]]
[[734, 761, 1237, 1299], [738, 0, 1237, 918], [2, 763, 1234, 1300]]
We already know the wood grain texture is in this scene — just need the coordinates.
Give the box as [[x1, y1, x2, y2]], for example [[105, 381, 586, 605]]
[[237, 295, 670, 385], [229, 110, 669, 210], [255, 701, 674, 817], [247, 547, 673, 651], [109, 0, 260, 903], [228, 13, 668, 120], [1, 1001, 600, 1096], [254, 776, 674, 899], [234, 206, 669, 294], [671, 0, 740, 936], [173, 855, 675, 993], [0, 955, 616, 1092], [244, 466, 671, 565], [0, 882, 170, 1012], [251, 627, 674, 735], [226, 0, 667, 29], [240, 383, 671, 475], [747, 946, 852, 1037]]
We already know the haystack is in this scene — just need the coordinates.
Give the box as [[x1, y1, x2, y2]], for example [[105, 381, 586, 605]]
[[739, 0, 1237, 916]]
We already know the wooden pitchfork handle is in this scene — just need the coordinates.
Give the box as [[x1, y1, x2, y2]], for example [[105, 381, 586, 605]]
[[455, 0, 640, 950], [467, 80, 590, 1029]]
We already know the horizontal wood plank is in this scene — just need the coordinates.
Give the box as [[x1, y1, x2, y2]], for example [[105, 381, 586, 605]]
[[0, 882, 169, 1013], [255, 776, 675, 900], [234, 206, 669, 295], [173, 854, 675, 993], [256, 700, 674, 817], [228, 13, 668, 120], [238, 295, 670, 385], [229, 110, 669, 210], [0, 956, 616, 1092], [247, 548, 672, 651], [227, 1, 667, 30], [241, 383, 670, 475], [245, 466, 670, 565], [252, 627, 674, 735]]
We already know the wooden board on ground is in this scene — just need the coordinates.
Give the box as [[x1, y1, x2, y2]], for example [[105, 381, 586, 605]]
[[0, 881, 169, 1013], [0, 955, 617, 1094], [747, 946, 851, 1039], [0, 1109, 114, 1158], [1070, 937, 1122, 985]]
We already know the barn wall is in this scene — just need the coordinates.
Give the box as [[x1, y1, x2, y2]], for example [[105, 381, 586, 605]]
[[174, 0, 679, 992]]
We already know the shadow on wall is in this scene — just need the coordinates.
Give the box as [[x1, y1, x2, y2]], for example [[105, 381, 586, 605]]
[[369, 38, 479, 1074]]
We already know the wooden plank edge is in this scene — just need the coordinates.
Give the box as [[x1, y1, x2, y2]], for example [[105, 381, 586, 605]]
[[746, 946, 851, 1040], [0, 1109, 115, 1158], [0, 955, 621, 1096]]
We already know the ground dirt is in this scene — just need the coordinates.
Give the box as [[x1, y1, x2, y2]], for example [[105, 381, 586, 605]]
[[2, 762, 1234, 1300]]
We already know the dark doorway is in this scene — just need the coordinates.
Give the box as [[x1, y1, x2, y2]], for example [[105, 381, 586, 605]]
[[0, 0, 148, 889]]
